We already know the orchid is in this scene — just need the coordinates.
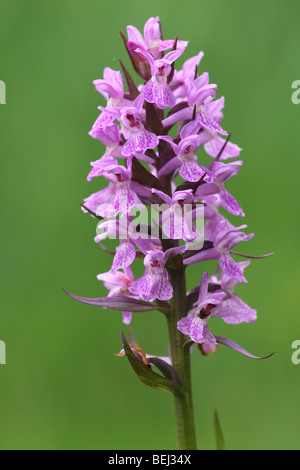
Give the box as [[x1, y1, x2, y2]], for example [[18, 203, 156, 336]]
[[158, 134, 214, 182], [97, 268, 135, 325], [162, 75, 227, 138], [87, 123, 122, 180], [184, 219, 254, 283], [129, 249, 173, 302], [173, 51, 205, 99], [92, 67, 130, 129], [96, 219, 137, 274], [137, 47, 185, 109], [196, 160, 245, 216], [119, 99, 159, 156], [152, 188, 201, 242], [127, 16, 188, 61], [210, 261, 257, 324], [177, 272, 226, 345], [83, 162, 145, 217], [64, 17, 273, 451], [178, 270, 257, 349], [95, 216, 155, 274]]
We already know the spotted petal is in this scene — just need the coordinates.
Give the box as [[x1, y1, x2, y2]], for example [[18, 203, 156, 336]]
[[143, 80, 175, 109], [111, 240, 136, 274], [219, 253, 247, 283]]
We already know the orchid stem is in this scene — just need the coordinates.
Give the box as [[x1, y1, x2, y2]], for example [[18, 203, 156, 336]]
[[167, 265, 197, 450]]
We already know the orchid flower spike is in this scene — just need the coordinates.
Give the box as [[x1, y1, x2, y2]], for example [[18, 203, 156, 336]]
[[66, 17, 273, 451]]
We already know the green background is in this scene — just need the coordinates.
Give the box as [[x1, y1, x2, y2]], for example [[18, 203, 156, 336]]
[[0, 0, 299, 450]]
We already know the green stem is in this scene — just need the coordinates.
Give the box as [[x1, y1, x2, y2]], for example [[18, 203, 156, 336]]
[[167, 264, 197, 450]]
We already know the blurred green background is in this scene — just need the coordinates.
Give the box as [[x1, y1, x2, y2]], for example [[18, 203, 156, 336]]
[[0, 0, 299, 450]]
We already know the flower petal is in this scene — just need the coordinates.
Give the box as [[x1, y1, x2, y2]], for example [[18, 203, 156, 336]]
[[198, 111, 227, 136], [215, 336, 275, 359], [219, 253, 247, 283], [111, 241, 136, 274], [122, 311, 132, 325], [204, 135, 242, 160]]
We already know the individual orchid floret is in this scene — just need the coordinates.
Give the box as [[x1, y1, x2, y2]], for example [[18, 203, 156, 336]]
[[88, 119, 121, 147], [180, 96, 242, 160], [92, 67, 130, 129], [87, 123, 122, 181], [137, 48, 185, 109], [93, 101, 157, 161], [95, 216, 156, 275], [95, 218, 137, 274], [173, 51, 205, 99], [183, 77, 227, 135], [178, 269, 256, 348], [120, 109, 158, 156], [93, 67, 124, 104], [158, 134, 214, 183], [152, 188, 201, 242], [184, 219, 254, 283], [120, 98, 159, 156], [196, 160, 244, 217], [101, 164, 144, 216], [129, 247, 185, 302], [97, 267, 135, 324], [129, 250, 172, 302], [202, 194, 233, 241], [209, 262, 257, 324], [163, 73, 227, 137], [83, 163, 144, 217], [127, 16, 188, 61], [177, 272, 226, 345]]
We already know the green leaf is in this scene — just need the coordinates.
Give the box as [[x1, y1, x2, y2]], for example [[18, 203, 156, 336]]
[[62, 290, 170, 314], [121, 332, 184, 396], [214, 409, 225, 450], [148, 357, 182, 385]]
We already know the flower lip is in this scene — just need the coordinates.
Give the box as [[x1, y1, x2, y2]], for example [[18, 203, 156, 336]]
[[126, 113, 140, 128], [184, 145, 192, 155], [198, 303, 217, 319], [154, 62, 171, 78], [120, 107, 142, 129], [151, 260, 161, 268], [144, 250, 165, 269], [116, 174, 126, 183]]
